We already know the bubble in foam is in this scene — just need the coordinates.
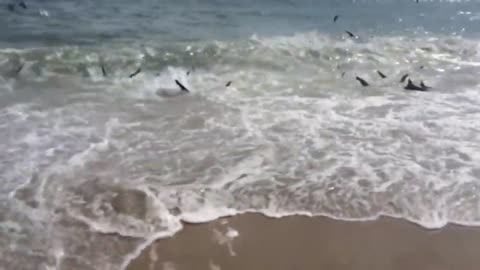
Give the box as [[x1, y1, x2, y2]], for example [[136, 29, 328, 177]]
[[226, 227, 239, 239]]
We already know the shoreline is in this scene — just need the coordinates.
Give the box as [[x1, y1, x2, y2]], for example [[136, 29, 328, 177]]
[[126, 213, 480, 270]]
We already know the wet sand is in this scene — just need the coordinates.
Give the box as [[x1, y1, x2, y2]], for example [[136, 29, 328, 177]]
[[126, 213, 480, 270]]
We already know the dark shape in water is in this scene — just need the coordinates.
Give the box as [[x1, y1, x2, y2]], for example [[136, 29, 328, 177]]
[[377, 70, 387, 79], [420, 81, 431, 90], [175, 80, 190, 92], [18, 1, 27, 9], [404, 79, 427, 91], [341, 72, 346, 78], [186, 71, 190, 76], [400, 74, 409, 83], [333, 15, 339, 23], [235, 173, 248, 181], [14, 63, 24, 75], [416, 0, 419, 3], [101, 64, 107, 77], [129, 68, 141, 78], [355, 76, 369, 87], [345, 30, 356, 38], [7, 3, 15, 11], [226, 81, 232, 87], [169, 207, 181, 216], [419, 65, 424, 69]]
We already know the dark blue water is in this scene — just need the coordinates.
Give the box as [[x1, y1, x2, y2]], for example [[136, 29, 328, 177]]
[[2, 0, 480, 47]]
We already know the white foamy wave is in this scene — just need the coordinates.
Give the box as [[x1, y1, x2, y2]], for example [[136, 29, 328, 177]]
[[180, 206, 238, 224], [39, 9, 49, 17]]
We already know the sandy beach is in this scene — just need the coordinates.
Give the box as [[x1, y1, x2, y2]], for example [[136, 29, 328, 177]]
[[126, 213, 480, 270]]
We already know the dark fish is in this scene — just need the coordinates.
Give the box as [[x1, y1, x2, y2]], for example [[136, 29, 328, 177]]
[[101, 64, 107, 77], [186, 71, 190, 76], [128, 67, 141, 78], [341, 72, 346, 78], [14, 63, 24, 75], [355, 76, 369, 87], [404, 79, 427, 91], [377, 70, 387, 79], [175, 80, 190, 92], [7, 3, 15, 11], [18, 1, 27, 9], [400, 74, 409, 83], [333, 15, 339, 23], [345, 30, 356, 38], [416, 0, 419, 3], [420, 81, 431, 90], [419, 65, 424, 69], [235, 173, 248, 181], [226, 81, 232, 87]]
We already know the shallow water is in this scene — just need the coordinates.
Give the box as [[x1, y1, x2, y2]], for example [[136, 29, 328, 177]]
[[2, 0, 480, 269]]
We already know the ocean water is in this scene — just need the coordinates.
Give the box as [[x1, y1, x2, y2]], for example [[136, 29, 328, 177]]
[[2, 0, 480, 269]]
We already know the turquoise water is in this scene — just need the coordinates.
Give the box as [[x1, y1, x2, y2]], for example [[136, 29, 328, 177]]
[[2, 0, 480, 46]]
